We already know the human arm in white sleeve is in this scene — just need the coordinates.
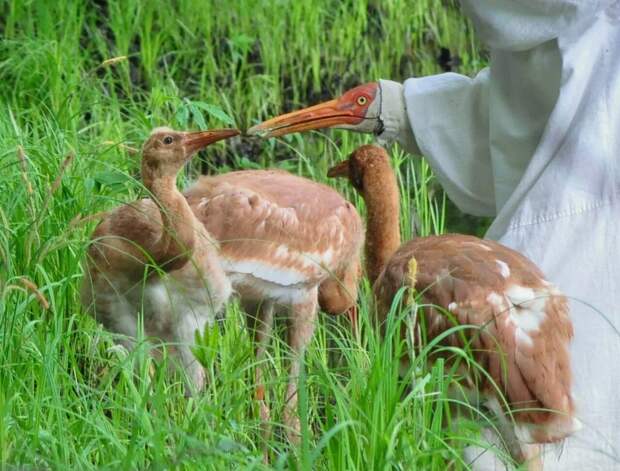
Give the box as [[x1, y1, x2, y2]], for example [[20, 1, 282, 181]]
[[379, 71, 496, 217], [378, 1, 612, 217]]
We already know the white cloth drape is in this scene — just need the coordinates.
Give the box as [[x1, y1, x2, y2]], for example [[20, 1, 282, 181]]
[[381, 1, 620, 469]]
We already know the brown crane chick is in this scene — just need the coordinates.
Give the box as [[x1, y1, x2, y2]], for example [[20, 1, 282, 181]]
[[328, 145, 578, 471], [81, 127, 238, 394], [184, 168, 364, 445]]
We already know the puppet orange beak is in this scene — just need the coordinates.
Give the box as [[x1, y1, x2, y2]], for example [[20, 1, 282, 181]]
[[247, 99, 366, 138]]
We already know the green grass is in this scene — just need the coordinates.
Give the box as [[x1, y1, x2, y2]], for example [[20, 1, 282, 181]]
[[0, 1, 508, 469]]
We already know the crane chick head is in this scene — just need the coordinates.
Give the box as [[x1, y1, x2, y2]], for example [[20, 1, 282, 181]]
[[248, 83, 381, 138], [141, 127, 239, 179], [327, 144, 393, 193]]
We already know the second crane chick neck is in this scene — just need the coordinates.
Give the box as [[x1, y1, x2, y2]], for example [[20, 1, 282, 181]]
[[329, 145, 401, 284]]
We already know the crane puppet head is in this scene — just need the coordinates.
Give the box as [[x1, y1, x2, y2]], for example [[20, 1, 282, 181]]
[[247, 83, 382, 138]]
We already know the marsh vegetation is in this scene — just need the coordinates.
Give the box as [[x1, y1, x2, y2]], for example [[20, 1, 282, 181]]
[[0, 1, 500, 468]]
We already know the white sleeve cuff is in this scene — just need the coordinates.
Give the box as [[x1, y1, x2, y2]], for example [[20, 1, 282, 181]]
[[377, 79, 421, 155]]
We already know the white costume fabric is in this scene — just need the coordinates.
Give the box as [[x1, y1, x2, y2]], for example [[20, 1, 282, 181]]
[[379, 1, 620, 469]]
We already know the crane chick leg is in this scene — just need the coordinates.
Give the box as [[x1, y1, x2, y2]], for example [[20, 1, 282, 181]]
[[283, 292, 318, 445], [243, 300, 275, 447]]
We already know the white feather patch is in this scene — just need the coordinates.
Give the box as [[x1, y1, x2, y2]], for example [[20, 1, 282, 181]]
[[514, 423, 537, 444], [222, 258, 307, 286], [273, 244, 335, 269], [501, 285, 553, 349], [487, 290, 535, 347], [505, 285, 535, 305], [222, 240, 338, 287], [506, 285, 548, 332], [486, 292, 505, 311], [515, 328, 534, 347], [227, 272, 315, 305], [495, 259, 510, 278]]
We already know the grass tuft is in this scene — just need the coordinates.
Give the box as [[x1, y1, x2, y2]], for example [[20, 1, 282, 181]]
[[0, 1, 501, 469]]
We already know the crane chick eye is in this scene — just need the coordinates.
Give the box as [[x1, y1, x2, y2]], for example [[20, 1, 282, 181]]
[[163, 136, 173, 145], [357, 96, 368, 106]]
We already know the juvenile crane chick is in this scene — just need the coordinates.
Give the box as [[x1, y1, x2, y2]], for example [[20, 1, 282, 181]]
[[328, 145, 578, 471], [82, 127, 238, 392]]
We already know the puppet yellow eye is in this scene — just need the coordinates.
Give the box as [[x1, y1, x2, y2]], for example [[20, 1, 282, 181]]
[[357, 96, 368, 106]]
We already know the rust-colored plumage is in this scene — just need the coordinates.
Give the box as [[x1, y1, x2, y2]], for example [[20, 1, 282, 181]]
[[185, 169, 362, 312], [329, 145, 577, 469], [327, 149, 400, 285], [184, 168, 364, 443]]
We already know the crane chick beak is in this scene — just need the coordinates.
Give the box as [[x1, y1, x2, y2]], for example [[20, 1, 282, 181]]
[[248, 82, 380, 138], [183, 128, 240, 155], [327, 160, 351, 179]]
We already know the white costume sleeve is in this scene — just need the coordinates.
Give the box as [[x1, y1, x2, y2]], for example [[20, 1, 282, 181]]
[[379, 72, 496, 217], [401, 72, 495, 217], [460, 0, 611, 51], [380, 0, 614, 218]]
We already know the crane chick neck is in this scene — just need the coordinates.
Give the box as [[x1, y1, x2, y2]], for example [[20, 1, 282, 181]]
[[349, 145, 401, 283], [349, 146, 399, 204]]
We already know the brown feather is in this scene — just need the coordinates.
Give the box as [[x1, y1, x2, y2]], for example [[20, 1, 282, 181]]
[[185, 169, 364, 311], [375, 235, 575, 441]]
